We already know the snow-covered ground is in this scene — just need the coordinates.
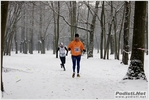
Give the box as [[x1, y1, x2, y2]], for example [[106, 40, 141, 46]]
[[2, 50, 148, 99]]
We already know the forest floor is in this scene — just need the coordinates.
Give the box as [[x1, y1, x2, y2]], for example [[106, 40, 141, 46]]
[[2, 50, 148, 99]]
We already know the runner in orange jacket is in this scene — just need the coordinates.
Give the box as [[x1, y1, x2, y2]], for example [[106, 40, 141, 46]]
[[68, 33, 86, 78]]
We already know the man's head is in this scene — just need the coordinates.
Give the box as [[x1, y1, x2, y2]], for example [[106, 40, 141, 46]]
[[75, 33, 79, 41]]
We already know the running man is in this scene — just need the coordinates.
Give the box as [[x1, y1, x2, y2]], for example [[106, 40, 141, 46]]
[[68, 33, 86, 78], [57, 42, 68, 71]]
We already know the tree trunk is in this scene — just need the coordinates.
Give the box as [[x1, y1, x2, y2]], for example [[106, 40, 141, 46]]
[[39, 4, 42, 53], [1, 1, 9, 92], [69, 2, 73, 41], [73, 1, 77, 34], [51, 2, 56, 54], [146, 18, 148, 55], [113, 14, 118, 59], [5, 32, 13, 56], [122, 1, 131, 65], [39, 3, 45, 54], [123, 1, 147, 80], [14, 19, 18, 54], [100, 1, 104, 59], [88, 1, 99, 58], [103, 1, 113, 59], [110, 35, 114, 54], [109, 2, 114, 55], [102, 1, 106, 59], [86, 1, 90, 59], [69, 1, 77, 41], [145, 2, 148, 55], [29, 3, 34, 54], [103, 22, 113, 59], [56, 1, 60, 58], [117, 7, 125, 60], [23, 6, 27, 54], [38, 35, 41, 53]]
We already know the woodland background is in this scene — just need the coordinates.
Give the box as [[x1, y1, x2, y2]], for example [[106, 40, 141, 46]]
[[3, 1, 148, 60]]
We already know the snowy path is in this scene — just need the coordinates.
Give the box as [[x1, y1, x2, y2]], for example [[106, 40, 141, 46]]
[[2, 51, 148, 99]]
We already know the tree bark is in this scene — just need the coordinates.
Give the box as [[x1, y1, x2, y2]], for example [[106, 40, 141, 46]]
[[109, 2, 114, 55], [122, 1, 131, 65], [1, 1, 9, 92], [88, 1, 99, 58], [103, 1, 113, 59], [23, 4, 27, 54], [29, 3, 34, 54], [4, 2, 22, 55], [86, 1, 90, 59], [117, 6, 125, 60], [113, 13, 118, 59], [145, 2, 148, 55], [123, 1, 147, 80], [69, 1, 77, 41], [56, 1, 60, 58], [14, 30, 18, 54], [100, 1, 104, 59]]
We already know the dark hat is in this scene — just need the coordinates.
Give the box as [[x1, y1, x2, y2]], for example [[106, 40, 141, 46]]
[[75, 33, 79, 37]]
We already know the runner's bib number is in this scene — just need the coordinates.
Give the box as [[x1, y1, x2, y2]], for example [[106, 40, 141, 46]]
[[74, 47, 80, 52]]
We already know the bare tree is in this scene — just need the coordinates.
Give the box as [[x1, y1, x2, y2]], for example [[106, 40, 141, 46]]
[[85, 1, 90, 58], [145, 2, 148, 55], [56, 1, 60, 58], [23, 3, 28, 54], [50, 1, 60, 57], [87, 1, 99, 58], [123, 1, 147, 80], [122, 1, 131, 65], [103, 1, 114, 59], [4, 2, 23, 55], [69, 1, 77, 41], [117, 6, 125, 60], [39, 2, 46, 54], [29, 2, 34, 54], [100, 1, 105, 59], [1, 1, 9, 92]]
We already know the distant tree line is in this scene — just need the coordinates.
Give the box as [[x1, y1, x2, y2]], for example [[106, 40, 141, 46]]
[[2, 1, 148, 63]]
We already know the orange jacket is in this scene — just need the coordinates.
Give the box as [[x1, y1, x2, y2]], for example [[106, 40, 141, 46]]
[[68, 40, 85, 56]]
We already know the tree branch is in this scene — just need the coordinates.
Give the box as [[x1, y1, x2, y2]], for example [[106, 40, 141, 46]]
[[44, 1, 91, 32]]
